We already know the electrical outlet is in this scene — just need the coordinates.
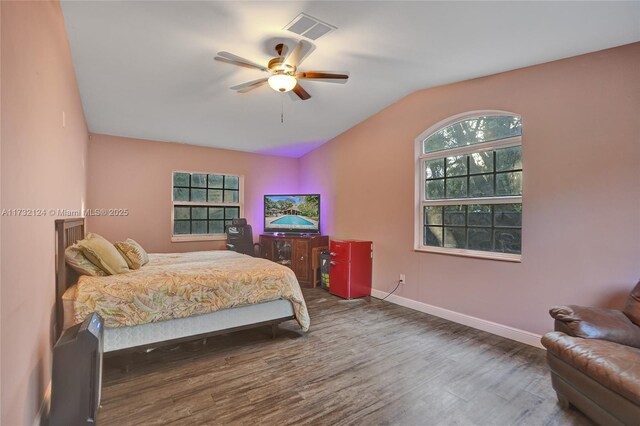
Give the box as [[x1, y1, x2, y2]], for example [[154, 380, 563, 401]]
[[399, 274, 405, 284]]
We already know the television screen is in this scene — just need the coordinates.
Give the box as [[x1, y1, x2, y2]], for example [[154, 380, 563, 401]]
[[264, 194, 320, 234]]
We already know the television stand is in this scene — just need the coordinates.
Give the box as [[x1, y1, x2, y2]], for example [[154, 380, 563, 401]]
[[259, 234, 329, 288]]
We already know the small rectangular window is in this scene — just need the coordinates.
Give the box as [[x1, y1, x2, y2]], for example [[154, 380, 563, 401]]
[[172, 171, 242, 241]]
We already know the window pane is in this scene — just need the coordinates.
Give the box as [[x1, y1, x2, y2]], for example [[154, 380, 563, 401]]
[[425, 159, 445, 179], [426, 179, 444, 199], [422, 203, 521, 254], [469, 174, 494, 197], [424, 206, 443, 226], [224, 190, 239, 203], [424, 226, 443, 247], [174, 206, 190, 220], [224, 220, 233, 228], [483, 116, 522, 141], [208, 174, 224, 188], [496, 146, 522, 171], [225, 207, 239, 219], [174, 221, 190, 234], [173, 187, 189, 202], [496, 171, 522, 195], [468, 228, 492, 251], [423, 115, 521, 153], [423, 133, 447, 153], [209, 220, 224, 234], [446, 155, 467, 177], [173, 172, 190, 187], [469, 151, 493, 174], [191, 188, 207, 202], [225, 176, 239, 190], [209, 207, 224, 219], [192, 207, 207, 220], [443, 205, 466, 226], [191, 173, 207, 188], [468, 205, 492, 227], [494, 204, 522, 227], [494, 229, 521, 254], [445, 177, 467, 198], [192, 220, 207, 234], [444, 227, 466, 248], [208, 189, 223, 202]]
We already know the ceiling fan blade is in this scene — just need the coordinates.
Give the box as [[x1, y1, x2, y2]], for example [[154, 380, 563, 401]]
[[216, 51, 268, 72], [214, 57, 268, 72], [230, 78, 269, 93], [296, 71, 349, 83], [283, 40, 315, 68], [292, 83, 311, 101]]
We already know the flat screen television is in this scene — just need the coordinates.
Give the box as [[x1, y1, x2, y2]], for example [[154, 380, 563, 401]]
[[264, 194, 320, 234]]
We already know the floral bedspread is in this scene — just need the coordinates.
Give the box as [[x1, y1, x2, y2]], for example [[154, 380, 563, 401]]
[[65, 250, 309, 331]]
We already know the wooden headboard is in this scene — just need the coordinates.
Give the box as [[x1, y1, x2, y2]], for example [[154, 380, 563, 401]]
[[54, 218, 85, 340]]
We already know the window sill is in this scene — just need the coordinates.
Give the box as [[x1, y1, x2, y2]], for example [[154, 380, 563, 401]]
[[171, 234, 227, 243], [414, 246, 521, 263]]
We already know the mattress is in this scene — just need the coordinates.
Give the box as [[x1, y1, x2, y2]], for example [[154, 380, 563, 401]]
[[102, 299, 294, 352]]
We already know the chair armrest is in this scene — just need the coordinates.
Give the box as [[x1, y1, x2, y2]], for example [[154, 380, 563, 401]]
[[550, 305, 640, 348]]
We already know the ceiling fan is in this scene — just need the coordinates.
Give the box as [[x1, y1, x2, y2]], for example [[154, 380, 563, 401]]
[[214, 40, 349, 101]]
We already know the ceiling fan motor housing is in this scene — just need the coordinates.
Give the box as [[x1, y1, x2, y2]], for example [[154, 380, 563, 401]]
[[268, 57, 296, 76]]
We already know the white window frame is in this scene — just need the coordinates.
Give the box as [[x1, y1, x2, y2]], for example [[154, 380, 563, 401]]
[[414, 110, 522, 262], [171, 170, 244, 242]]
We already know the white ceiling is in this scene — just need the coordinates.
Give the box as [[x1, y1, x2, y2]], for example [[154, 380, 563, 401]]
[[61, 1, 640, 158]]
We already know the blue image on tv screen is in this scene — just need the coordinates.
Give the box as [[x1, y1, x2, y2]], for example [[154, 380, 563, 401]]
[[264, 194, 320, 234]]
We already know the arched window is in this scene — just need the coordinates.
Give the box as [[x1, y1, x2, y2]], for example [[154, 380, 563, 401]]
[[415, 111, 522, 261]]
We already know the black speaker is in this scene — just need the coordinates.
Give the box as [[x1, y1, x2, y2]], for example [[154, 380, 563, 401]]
[[50, 312, 104, 426]]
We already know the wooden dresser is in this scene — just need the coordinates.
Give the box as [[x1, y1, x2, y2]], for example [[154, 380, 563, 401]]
[[259, 234, 329, 288]]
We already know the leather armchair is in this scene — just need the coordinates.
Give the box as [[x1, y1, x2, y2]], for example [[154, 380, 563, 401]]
[[542, 282, 640, 425]]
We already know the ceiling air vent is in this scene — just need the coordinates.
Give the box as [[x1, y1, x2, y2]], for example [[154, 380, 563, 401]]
[[284, 13, 336, 40]]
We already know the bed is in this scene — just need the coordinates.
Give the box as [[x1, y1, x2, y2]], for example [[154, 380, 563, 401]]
[[55, 218, 309, 353]]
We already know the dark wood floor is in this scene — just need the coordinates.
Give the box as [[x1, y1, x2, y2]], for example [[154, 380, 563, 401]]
[[98, 288, 591, 425]]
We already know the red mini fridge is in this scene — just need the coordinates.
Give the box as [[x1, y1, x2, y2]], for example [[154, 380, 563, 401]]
[[329, 239, 372, 299]]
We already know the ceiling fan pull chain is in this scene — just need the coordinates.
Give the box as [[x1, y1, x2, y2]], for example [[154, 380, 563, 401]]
[[281, 96, 284, 124]]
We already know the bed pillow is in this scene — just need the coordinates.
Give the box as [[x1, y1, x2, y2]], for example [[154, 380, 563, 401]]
[[114, 238, 149, 270], [64, 244, 107, 277], [78, 233, 130, 275]]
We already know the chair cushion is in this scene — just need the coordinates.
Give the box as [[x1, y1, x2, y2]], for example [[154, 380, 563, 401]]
[[624, 281, 640, 327], [542, 331, 640, 405], [550, 305, 640, 348]]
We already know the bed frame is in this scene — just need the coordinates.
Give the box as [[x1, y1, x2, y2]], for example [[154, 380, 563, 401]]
[[54, 218, 296, 353]]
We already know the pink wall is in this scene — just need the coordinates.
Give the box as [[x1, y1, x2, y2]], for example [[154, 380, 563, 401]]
[[87, 134, 299, 252], [1, 2, 89, 425], [299, 43, 640, 336]]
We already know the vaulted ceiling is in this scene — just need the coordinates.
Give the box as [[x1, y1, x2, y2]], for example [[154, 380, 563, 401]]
[[61, 1, 640, 157]]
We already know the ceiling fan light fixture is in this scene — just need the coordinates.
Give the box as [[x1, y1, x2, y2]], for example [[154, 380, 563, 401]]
[[268, 74, 297, 93]]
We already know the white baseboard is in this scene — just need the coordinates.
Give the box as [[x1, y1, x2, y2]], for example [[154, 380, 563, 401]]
[[370, 289, 544, 349], [33, 381, 51, 426]]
